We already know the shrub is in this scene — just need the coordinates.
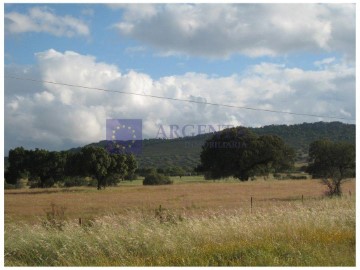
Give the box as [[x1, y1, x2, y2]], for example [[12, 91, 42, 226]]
[[104, 174, 121, 186], [143, 172, 173, 185], [63, 177, 88, 187], [28, 179, 41, 188], [26, 176, 55, 188], [42, 178, 55, 188], [15, 178, 28, 189], [4, 181, 15, 189], [125, 173, 138, 181], [204, 171, 214, 180], [287, 174, 308, 180], [88, 177, 98, 187], [292, 175, 307, 180]]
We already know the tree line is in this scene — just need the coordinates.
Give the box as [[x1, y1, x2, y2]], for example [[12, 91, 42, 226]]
[[119, 121, 355, 170], [5, 126, 355, 195], [5, 146, 137, 190], [198, 126, 355, 196]]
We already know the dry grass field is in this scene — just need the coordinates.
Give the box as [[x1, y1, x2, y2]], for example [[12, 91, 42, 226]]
[[4, 177, 356, 266], [5, 177, 355, 223]]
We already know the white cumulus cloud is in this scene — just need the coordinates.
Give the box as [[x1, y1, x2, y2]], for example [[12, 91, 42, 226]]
[[112, 4, 355, 59], [4, 49, 355, 153], [5, 6, 90, 37]]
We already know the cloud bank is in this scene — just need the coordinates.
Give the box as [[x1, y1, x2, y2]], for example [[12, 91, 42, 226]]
[[5, 49, 355, 153], [113, 4, 355, 59]]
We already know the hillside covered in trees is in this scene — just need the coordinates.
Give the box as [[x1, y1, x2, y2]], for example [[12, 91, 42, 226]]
[[5, 121, 355, 172], [77, 121, 355, 170], [250, 121, 355, 153]]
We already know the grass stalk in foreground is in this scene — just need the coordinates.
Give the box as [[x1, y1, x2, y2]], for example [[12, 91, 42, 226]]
[[5, 196, 355, 266]]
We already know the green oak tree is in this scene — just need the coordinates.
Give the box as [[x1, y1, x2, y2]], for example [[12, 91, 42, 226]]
[[307, 139, 355, 196], [108, 153, 127, 185], [79, 146, 112, 190], [125, 154, 138, 180], [6, 147, 67, 187], [199, 127, 295, 181], [5, 147, 27, 185], [6, 146, 137, 189]]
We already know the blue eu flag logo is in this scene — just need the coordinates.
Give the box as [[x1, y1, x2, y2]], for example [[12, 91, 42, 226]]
[[106, 119, 142, 155]]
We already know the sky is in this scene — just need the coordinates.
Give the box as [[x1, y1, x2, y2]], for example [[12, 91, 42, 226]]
[[3, 3, 356, 154]]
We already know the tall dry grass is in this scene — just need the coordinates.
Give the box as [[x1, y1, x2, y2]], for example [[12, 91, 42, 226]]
[[5, 196, 355, 266], [5, 178, 355, 223]]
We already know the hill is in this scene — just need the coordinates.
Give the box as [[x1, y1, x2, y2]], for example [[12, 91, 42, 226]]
[[5, 121, 354, 172], [81, 121, 355, 170], [250, 121, 355, 154]]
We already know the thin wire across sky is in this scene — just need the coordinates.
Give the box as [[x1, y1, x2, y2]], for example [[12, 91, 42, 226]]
[[5, 75, 355, 122]]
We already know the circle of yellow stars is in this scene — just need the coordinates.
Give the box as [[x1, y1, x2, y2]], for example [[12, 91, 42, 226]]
[[111, 124, 137, 151]]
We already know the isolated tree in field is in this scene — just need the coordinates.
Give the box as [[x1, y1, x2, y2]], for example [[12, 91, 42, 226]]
[[199, 127, 295, 181], [307, 139, 355, 196]]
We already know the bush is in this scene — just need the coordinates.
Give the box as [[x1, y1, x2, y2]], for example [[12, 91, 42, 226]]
[[63, 177, 88, 187], [43, 178, 55, 188], [125, 173, 138, 181], [16, 178, 28, 189], [204, 171, 214, 180], [143, 172, 173, 185], [4, 181, 15, 189], [105, 174, 121, 186], [29, 178, 55, 188], [88, 177, 98, 187], [287, 174, 308, 180], [28, 179, 41, 188]]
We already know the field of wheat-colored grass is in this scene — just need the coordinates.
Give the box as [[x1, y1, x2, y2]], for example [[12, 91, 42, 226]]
[[4, 177, 356, 266]]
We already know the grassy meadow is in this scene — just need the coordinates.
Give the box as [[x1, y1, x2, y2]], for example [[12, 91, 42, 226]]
[[4, 177, 356, 266]]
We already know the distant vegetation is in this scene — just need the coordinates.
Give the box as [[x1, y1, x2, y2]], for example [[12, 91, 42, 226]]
[[143, 171, 173, 185], [6, 121, 352, 172], [4, 121, 355, 190], [198, 127, 295, 180], [79, 121, 355, 170], [5, 146, 137, 190], [250, 121, 355, 159], [4, 121, 356, 266]]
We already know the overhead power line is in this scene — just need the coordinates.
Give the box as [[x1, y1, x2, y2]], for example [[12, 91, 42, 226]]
[[5, 75, 355, 121]]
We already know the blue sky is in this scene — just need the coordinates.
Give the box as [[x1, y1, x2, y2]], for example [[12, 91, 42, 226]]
[[5, 3, 348, 78], [4, 3, 356, 153]]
